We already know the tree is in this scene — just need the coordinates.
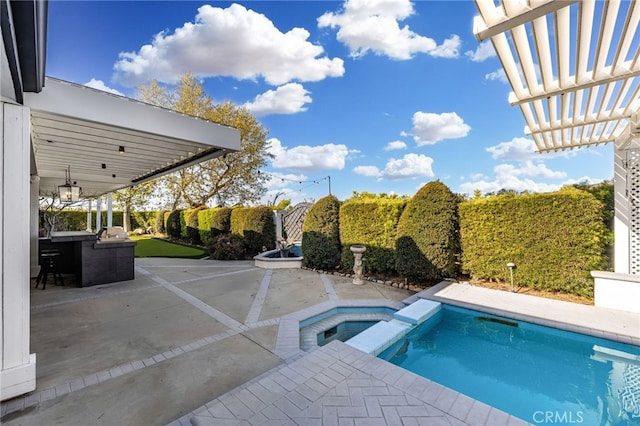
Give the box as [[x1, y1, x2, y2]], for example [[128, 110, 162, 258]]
[[267, 191, 292, 210], [39, 191, 84, 236], [112, 182, 156, 232], [138, 74, 272, 208]]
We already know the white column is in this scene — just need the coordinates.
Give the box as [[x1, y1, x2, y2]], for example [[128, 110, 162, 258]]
[[107, 192, 113, 228], [86, 199, 92, 232], [96, 196, 102, 231], [1, 102, 36, 401], [30, 175, 40, 277]]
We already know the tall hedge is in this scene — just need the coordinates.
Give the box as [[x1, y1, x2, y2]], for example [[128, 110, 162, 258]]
[[197, 208, 217, 242], [230, 207, 251, 236], [42, 210, 159, 232], [459, 187, 607, 297], [302, 195, 341, 269], [339, 197, 407, 274], [395, 181, 460, 283], [166, 209, 182, 239], [243, 206, 276, 255], [183, 207, 206, 243], [211, 207, 233, 238], [155, 210, 168, 234], [130, 211, 157, 230]]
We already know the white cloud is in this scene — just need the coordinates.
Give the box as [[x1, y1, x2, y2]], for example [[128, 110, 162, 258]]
[[84, 79, 124, 96], [113, 3, 344, 86], [459, 176, 560, 196], [494, 161, 567, 179], [486, 137, 538, 161], [430, 34, 461, 58], [486, 137, 576, 161], [465, 41, 496, 62], [405, 111, 471, 146], [317, 0, 460, 60], [384, 140, 407, 151], [243, 83, 312, 116], [381, 154, 434, 180], [354, 153, 434, 180], [459, 160, 571, 195], [268, 138, 352, 172], [485, 68, 508, 84], [353, 165, 381, 176]]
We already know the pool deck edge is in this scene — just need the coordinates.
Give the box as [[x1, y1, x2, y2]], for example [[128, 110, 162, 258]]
[[419, 281, 640, 346]]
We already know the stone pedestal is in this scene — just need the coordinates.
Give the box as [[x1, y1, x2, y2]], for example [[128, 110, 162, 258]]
[[350, 245, 366, 285]]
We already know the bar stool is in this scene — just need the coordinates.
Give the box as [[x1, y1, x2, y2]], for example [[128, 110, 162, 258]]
[[35, 250, 64, 290]]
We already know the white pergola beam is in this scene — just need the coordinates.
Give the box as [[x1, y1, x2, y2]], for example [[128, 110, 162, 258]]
[[474, 0, 640, 152], [474, 0, 574, 41]]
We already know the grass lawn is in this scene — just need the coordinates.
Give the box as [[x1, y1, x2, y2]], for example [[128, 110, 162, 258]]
[[129, 235, 208, 258]]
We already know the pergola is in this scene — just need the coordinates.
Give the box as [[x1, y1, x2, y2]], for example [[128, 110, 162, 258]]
[[1, 0, 242, 401], [25, 77, 239, 198], [473, 0, 640, 312], [473, 0, 640, 151]]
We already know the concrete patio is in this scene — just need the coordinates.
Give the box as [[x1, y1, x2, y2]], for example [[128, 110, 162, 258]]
[[1, 258, 638, 425]]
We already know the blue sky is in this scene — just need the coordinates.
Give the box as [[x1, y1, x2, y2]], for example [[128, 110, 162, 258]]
[[46, 0, 613, 205]]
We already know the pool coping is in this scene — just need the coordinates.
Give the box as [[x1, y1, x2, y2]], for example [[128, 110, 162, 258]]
[[299, 311, 395, 351], [274, 299, 407, 360], [419, 281, 640, 347]]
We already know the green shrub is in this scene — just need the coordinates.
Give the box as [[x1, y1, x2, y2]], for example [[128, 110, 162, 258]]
[[45, 210, 130, 232], [206, 233, 247, 260], [459, 187, 607, 297], [230, 207, 251, 236], [211, 207, 233, 239], [243, 206, 276, 255], [185, 207, 206, 244], [164, 211, 171, 233], [395, 181, 460, 283], [155, 210, 167, 234], [340, 196, 407, 274], [131, 211, 157, 231], [197, 208, 216, 242], [302, 195, 341, 269], [166, 210, 182, 239]]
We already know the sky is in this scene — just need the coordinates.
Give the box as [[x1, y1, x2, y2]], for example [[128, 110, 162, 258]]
[[45, 0, 613, 205]]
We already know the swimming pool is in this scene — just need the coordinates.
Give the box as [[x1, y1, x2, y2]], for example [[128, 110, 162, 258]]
[[379, 305, 640, 425]]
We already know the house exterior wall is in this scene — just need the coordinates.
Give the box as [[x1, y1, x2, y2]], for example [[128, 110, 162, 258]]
[[593, 143, 640, 313]]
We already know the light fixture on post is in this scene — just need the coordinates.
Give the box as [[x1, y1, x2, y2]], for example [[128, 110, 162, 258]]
[[58, 166, 80, 203], [506, 262, 516, 292]]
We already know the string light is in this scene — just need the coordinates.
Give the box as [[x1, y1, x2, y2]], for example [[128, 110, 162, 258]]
[[257, 170, 329, 185]]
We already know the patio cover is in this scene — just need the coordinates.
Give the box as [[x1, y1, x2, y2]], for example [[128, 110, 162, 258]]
[[23, 77, 240, 197], [473, 0, 640, 153]]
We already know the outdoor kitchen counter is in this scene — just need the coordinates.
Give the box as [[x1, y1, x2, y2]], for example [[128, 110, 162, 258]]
[[39, 231, 136, 287]]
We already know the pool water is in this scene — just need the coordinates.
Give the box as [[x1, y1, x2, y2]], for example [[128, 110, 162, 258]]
[[379, 305, 640, 425], [263, 242, 302, 258]]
